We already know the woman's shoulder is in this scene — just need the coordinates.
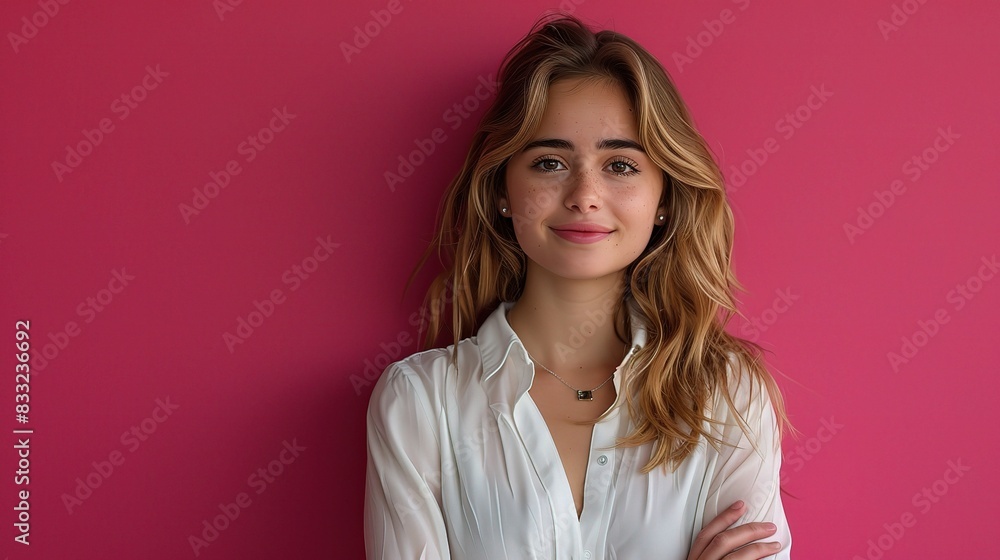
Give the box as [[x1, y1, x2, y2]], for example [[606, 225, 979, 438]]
[[715, 350, 774, 410], [366, 337, 481, 418], [704, 349, 784, 453]]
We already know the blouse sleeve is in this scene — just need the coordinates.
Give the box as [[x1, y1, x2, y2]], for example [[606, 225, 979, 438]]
[[364, 361, 451, 559], [700, 356, 792, 559]]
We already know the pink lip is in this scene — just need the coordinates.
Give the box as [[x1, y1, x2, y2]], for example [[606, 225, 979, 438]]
[[553, 230, 611, 243], [551, 224, 613, 244], [551, 222, 613, 233]]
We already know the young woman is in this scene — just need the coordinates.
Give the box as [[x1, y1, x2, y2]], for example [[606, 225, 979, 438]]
[[365, 12, 792, 560]]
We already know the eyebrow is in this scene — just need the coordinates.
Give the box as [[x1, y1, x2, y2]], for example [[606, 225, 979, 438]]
[[520, 137, 646, 153]]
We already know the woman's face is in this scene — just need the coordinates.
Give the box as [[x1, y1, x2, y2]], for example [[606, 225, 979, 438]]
[[500, 76, 666, 282]]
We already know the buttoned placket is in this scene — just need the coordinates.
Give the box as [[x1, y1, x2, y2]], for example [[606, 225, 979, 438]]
[[511, 342, 640, 560], [579, 400, 623, 560], [511, 349, 583, 558], [579, 344, 639, 560], [483, 301, 647, 560]]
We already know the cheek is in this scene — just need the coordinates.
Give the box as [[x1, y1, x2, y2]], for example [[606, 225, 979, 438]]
[[619, 194, 658, 241], [507, 187, 541, 235], [513, 185, 557, 222], [616, 189, 656, 219]]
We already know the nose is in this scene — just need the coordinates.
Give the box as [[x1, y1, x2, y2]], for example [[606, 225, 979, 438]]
[[564, 167, 603, 213]]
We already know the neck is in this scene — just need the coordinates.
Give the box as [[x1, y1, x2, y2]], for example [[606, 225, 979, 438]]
[[506, 263, 630, 375]]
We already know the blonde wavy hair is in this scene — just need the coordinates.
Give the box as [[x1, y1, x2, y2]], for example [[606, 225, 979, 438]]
[[406, 12, 791, 473]]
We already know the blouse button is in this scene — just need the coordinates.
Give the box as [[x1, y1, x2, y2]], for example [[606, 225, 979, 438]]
[[597, 455, 608, 466], [584, 551, 593, 559]]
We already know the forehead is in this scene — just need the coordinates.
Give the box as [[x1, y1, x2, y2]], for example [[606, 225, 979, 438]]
[[535, 77, 638, 140]]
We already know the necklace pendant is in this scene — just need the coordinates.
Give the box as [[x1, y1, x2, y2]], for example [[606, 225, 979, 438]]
[[576, 390, 593, 401]]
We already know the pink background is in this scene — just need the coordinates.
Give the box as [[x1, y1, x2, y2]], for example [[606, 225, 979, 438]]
[[2, 0, 997, 558]]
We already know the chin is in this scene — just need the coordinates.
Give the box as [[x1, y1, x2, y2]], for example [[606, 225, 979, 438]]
[[545, 262, 628, 282]]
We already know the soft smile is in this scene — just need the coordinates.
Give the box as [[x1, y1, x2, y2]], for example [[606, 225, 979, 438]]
[[550, 223, 614, 244]]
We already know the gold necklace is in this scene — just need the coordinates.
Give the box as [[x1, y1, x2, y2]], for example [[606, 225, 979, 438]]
[[527, 353, 616, 401]]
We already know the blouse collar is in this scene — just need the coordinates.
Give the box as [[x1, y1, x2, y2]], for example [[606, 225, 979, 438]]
[[477, 299, 649, 417]]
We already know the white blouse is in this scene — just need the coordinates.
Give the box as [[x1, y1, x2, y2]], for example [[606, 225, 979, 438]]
[[364, 300, 791, 559]]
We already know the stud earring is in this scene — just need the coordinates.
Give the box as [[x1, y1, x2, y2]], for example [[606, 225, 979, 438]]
[[658, 215, 665, 221], [502, 207, 507, 214]]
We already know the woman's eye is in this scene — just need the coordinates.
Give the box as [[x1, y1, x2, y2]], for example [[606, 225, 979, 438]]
[[530, 157, 640, 176], [608, 159, 640, 176], [531, 158, 565, 173]]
